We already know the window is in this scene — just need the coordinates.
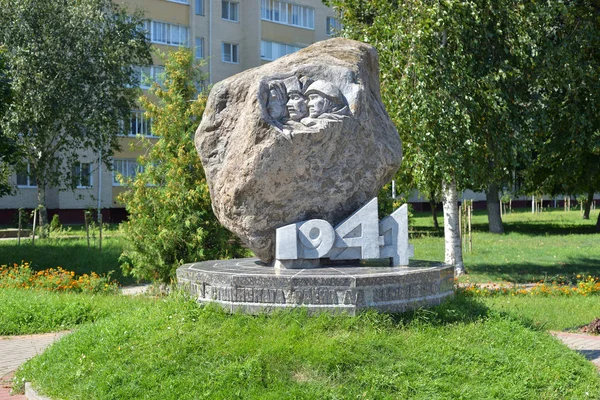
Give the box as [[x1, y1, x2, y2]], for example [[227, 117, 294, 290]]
[[145, 21, 189, 46], [261, 0, 314, 29], [195, 0, 205, 15], [260, 40, 301, 61], [132, 65, 165, 89], [168, 0, 189, 3], [326, 17, 341, 36], [222, 42, 238, 63], [195, 37, 204, 59], [16, 163, 36, 188], [222, 1, 239, 22], [72, 162, 93, 188], [113, 159, 143, 186], [128, 110, 153, 137]]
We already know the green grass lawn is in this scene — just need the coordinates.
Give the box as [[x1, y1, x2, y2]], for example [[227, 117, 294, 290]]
[[0, 288, 137, 335], [11, 291, 600, 399], [411, 208, 600, 283]]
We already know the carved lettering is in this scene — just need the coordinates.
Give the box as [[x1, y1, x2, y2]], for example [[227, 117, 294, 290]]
[[275, 197, 413, 266]]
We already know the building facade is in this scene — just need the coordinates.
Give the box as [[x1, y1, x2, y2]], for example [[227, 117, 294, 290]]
[[0, 0, 340, 224]]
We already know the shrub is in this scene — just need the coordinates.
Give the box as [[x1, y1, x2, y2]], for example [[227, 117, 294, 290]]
[[49, 214, 62, 233], [119, 49, 248, 284]]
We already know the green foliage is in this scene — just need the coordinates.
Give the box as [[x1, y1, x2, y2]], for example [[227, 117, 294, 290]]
[[0, 0, 152, 225], [523, 2, 600, 204], [49, 214, 61, 233], [328, 0, 542, 195], [13, 292, 600, 398], [377, 183, 414, 228], [119, 49, 248, 284], [0, 46, 19, 197]]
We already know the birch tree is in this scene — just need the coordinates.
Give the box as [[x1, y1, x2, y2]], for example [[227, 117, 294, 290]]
[[0, 47, 20, 197], [328, 0, 544, 274], [0, 0, 152, 229]]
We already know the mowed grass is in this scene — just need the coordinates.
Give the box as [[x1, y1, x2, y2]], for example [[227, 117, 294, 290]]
[[411, 208, 600, 283], [481, 295, 600, 332], [14, 291, 600, 399], [0, 235, 133, 285]]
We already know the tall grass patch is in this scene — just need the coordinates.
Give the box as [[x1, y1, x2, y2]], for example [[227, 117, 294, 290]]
[[0, 289, 145, 335]]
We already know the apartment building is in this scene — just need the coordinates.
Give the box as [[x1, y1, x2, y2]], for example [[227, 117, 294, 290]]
[[0, 0, 340, 224]]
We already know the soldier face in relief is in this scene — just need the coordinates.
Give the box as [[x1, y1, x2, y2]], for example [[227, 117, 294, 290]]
[[286, 92, 308, 121], [307, 93, 328, 118], [267, 84, 287, 121]]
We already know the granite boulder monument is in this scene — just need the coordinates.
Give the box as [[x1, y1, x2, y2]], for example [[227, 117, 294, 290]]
[[196, 38, 403, 264]]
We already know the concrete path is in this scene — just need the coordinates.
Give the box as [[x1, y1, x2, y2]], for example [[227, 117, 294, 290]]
[[0, 332, 68, 399]]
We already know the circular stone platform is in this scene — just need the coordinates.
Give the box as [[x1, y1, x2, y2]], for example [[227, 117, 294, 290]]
[[177, 259, 454, 315]]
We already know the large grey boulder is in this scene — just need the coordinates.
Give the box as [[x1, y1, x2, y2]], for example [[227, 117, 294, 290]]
[[196, 38, 402, 263]]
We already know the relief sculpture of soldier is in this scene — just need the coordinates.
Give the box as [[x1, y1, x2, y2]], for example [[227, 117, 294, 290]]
[[264, 75, 352, 137]]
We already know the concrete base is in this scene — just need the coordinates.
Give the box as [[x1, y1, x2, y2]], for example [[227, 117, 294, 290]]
[[177, 258, 454, 315]]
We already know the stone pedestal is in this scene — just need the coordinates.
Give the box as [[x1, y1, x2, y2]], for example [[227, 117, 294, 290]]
[[176, 259, 454, 315]]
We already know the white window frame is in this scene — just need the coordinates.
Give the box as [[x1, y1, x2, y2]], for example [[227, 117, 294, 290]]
[[260, 40, 302, 61], [112, 159, 143, 186], [16, 163, 37, 188], [73, 162, 93, 189], [145, 20, 189, 47], [195, 37, 205, 59], [326, 16, 341, 36], [123, 110, 155, 138], [167, 0, 189, 4], [195, 0, 205, 15], [221, 1, 239, 22], [260, 0, 314, 30], [132, 65, 165, 89], [222, 42, 239, 63]]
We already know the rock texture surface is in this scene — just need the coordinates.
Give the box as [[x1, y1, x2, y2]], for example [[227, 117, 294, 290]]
[[196, 38, 402, 263]]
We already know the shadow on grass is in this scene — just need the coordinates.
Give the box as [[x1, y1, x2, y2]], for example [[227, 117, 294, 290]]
[[0, 238, 135, 285], [503, 222, 599, 236], [383, 292, 548, 335], [466, 256, 600, 283], [387, 293, 490, 327]]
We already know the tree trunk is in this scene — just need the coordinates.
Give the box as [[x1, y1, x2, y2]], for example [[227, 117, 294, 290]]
[[583, 190, 593, 220], [429, 191, 439, 230], [486, 183, 504, 233], [37, 183, 48, 238], [442, 178, 465, 276], [596, 211, 600, 232]]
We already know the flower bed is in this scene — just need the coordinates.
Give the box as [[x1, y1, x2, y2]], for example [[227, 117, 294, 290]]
[[0, 262, 119, 294]]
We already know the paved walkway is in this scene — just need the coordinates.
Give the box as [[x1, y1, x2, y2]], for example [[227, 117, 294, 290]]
[[0, 332, 68, 399], [552, 331, 600, 369]]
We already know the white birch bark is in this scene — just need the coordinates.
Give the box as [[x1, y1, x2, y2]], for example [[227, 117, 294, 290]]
[[442, 178, 465, 276]]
